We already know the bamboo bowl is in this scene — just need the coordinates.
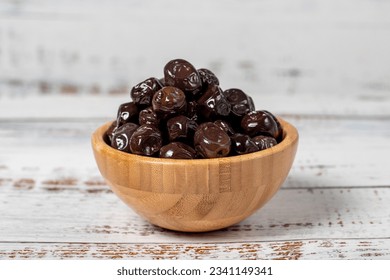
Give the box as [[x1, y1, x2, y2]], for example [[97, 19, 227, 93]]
[[91, 118, 298, 232]]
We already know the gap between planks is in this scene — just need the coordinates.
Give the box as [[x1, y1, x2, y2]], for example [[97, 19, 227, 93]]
[[2, 236, 390, 246]]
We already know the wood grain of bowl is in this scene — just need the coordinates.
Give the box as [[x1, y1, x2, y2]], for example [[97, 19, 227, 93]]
[[91, 118, 298, 232]]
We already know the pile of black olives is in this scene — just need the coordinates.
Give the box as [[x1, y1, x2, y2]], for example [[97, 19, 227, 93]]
[[106, 59, 283, 159]]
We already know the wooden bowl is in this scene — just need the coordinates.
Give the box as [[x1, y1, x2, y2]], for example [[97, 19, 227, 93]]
[[91, 118, 298, 232]]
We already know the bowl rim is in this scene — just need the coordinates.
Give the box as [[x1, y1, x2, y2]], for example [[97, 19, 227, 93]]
[[91, 117, 298, 165]]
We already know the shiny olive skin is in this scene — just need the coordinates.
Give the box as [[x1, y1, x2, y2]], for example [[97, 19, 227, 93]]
[[194, 122, 231, 158], [131, 77, 163, 107], [213, 120, 235, 136], [241, 110, 281, 139], [139, 107, 159, 126], [164, 59, 202, 94], [263, 110, 283, 141], [152, 86, 187, 117], [223, 88, 255, 117], [186, 101, 198, 121], [129, 124, 162, 156], [159, 142, 196, 159], [198, 68, 219, 93], [230, 133, 259, 155], [106, 120, 118, 144], [197, 85, 231, 120], [252, 135, 277, 150], [116, 102, 138, 126], [111, 123, 139, 152], [166, 115, 198, 142]]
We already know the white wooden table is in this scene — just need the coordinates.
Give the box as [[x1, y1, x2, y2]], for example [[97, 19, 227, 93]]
[[1, 0, 390, 260]]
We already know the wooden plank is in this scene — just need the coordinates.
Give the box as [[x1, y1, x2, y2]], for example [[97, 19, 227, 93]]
[[0, 182, 389, 243], [1, 1, 390, 104], [3, 0, 390, 21], [1, 118, 389, 188], [0, 239, 389, 259]]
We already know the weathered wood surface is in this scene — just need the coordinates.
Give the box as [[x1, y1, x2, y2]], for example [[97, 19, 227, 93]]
[[2, 0, 390, 118], [1, 0, 390, 260], [1, 239, 389, 260], [0, 118, 390, 258], [1, 181, 389, 243], [1, 0, 390, 101]]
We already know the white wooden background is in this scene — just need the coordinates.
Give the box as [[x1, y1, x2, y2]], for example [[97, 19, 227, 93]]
[[0, 0, 390, 259]]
